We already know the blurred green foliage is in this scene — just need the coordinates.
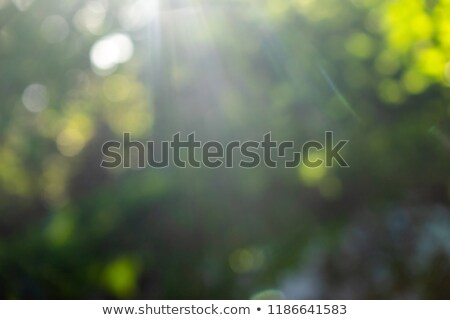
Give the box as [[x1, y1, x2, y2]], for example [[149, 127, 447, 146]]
[[0, 0, 449, 299]]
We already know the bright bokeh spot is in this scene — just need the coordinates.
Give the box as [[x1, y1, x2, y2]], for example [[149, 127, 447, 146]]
[[436, 17, 450, 50], [90, 33, 134, 73], [298, 151, 327, 186], [56, 113, 94, 157], [345, 33, 375, 59], [380, 0, 450, 88], [22, 83, 48, 113], [57, 128, 86, 157], [73, 0, 107, 35], [383, 0, 431, 53], [402, 69, 429, 94], [416, 48, 447, 79], [103, 257, 139, 298]]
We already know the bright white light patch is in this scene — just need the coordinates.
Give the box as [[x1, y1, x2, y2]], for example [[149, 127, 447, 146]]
[[73, 0, 107, 35], [90, 33, 134, 72], [22, 83, 48, 113], [119, 0, 160, 30]]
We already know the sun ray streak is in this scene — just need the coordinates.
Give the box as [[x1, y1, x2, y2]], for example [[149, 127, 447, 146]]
[[316, 62, 362, 122]]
